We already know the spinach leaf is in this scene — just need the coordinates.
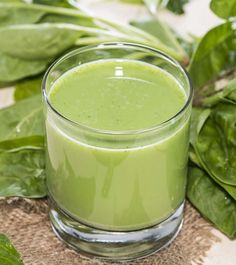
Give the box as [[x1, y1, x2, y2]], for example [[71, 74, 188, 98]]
[[0, 95, 44, 151], [143, 0, 189, 14], [0, 53, 49, 83], [189, 22, 236, 88], [0, 149, 46, 198], [210, 0, 236, 19], [130, 18, 187, 58], [14, 76, 42, 101], [166, 0, 189, 14], [32, 0, 72, 8], [201, 78, 236, 107], [0, 234, 24, 265], [0, 23, 82, 60], [0, 3, 96, 27], [0, 3, 45, 26], [38, 13, 95, 26], [211, 177, 236, 201], [187, 167, 236, 238], [190, 107, 211, 146], [189, 145, 236, 200], [0, 137, 44, 153], [190, 107, 236, 199], [189, 145, 201, 167], [196, 103, 236, 186], [228, 90, 236, 102]]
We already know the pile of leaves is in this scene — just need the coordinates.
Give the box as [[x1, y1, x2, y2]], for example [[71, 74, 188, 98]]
[[1, 0, 236, 261]]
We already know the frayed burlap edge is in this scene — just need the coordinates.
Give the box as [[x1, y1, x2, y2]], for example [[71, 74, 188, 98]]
[[0, 198, 220, 265]]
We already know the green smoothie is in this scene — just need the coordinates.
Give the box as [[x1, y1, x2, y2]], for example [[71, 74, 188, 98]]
[[46, 59, 189, 231]]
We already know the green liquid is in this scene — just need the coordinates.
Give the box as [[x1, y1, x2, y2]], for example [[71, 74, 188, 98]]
[[49, 59, 186, 131], [46, 59, 189, 231]]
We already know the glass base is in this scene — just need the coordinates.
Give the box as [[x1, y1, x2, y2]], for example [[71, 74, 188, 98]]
[[49, 199, 184, 261]]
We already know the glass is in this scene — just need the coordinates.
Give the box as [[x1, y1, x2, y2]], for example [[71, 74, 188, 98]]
[[43, 42, 192, 260]]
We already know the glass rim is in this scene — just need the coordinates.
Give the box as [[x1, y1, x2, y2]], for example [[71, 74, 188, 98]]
[[42, 42, 193, 136]]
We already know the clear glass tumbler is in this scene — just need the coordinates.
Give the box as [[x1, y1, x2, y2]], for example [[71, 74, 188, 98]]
[[43, 42, 192, 260]]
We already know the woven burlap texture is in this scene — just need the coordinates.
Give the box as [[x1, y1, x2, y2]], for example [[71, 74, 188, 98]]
[[0, 198, 219, 265]]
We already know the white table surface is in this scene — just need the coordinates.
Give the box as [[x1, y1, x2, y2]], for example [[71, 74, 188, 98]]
[[0, 0, 235, 264]]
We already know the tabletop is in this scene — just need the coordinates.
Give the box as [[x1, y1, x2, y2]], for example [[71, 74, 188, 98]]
[[0, 0, 235, 264]]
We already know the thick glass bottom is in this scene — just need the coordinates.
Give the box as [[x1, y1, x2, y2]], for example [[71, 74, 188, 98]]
[[49, 198, 184, 261]]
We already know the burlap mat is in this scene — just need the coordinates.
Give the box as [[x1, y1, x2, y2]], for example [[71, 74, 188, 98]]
[[0, 198, 220, 265]]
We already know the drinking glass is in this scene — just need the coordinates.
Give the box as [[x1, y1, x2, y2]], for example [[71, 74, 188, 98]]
[[43, 42, 192, 260]]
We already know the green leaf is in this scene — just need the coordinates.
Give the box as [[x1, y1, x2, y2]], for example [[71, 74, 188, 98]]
[[0, 3, 46, 26], [0, 234, 24, 265], [210, 0, 236, 19], [0, 22, 84, 82], [187, 167, 236, 238], [14, 76, 42, 101], [32, 0, 72, 8], [190, 107, 236, 199], [189, 145, 236, 200], [189, 22, 236, 88], [0, 3, 96, 27], [213, 178, 236, 201], [189, 145, 201, 167], [196, 104, 236, 186], [130, 18, 187, 57], [0, 23, 82, 60], [201, 78, 236, 107], [166, 0, 189, 14], [143, 0, 189, 14], [190, 107, 211, 146], [0, 149, 46, 198], [0, 136, 44, 153], [0, 96, 44, 151], [0, 53, 49, 83], [228, 89, 236, 102], [38, 13, 95, 26]]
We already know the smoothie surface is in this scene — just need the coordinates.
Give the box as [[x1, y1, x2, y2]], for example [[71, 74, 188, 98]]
[[49, 59, 186, 131]]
